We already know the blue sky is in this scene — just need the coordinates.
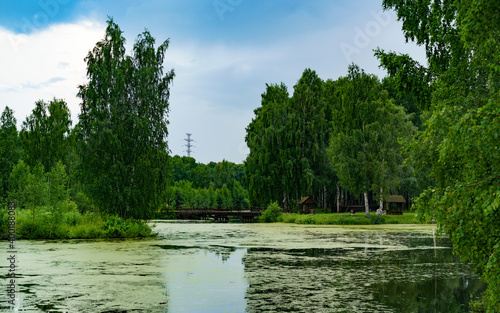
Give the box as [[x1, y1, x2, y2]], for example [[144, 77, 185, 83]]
[[0, 0, 426, 163]]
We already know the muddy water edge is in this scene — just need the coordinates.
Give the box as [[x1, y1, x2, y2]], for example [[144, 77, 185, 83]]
[[0, 222, 485, 312]]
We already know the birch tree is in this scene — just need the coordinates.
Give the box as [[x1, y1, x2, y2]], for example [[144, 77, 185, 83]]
[[77, 19, 174, 219]]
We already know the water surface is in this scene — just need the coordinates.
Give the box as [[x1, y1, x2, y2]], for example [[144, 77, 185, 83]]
[[0, 222, 485, 312]]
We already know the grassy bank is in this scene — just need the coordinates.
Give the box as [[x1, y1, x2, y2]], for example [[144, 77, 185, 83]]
[[277, 212, 423, 225], [0, 206, 155, 240]]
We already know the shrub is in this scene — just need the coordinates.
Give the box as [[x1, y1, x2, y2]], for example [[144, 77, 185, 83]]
[[102, 216, 154, 238], [278, 214, 297, 223], [63, 210, 82, 226], [370, 214, 386, 225], [259, 201, 283, 223], [295, 215, 316, 224], [1, 205, 154, 239], [0, 206, 8, 239]]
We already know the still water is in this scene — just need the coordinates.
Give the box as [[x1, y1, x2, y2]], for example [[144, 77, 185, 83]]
[[1, 222, 485, 312]]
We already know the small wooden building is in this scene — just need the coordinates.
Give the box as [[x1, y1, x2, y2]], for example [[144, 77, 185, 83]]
[[298, 197, 316, 214], [384, 195, 406, 215]]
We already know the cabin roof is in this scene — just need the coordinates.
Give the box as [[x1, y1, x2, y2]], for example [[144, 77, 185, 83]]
[[385, 195, 406, 203], [298, 196, 317, 205]]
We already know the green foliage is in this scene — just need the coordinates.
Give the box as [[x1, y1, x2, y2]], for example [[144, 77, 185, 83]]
[[370, 214, 386, 225], [9, 160, 70, 216], [0, 106, 22, 202], [167, 178, 248, 209], [469, 296, 486, 313], [259, 201, 283, 223], [76, 19, 174, 219], [327, 65, 415, 217], [16, 206, 65, 239], [1, 205, 153, 239], [381, 0, 500, 310], [72, 191, 96, 213], [245, 82, 290, 207], [277, 212, 420, 225], [20, 99, 72, 173], [102, 216, 153, 238], [0, 206, 9, 238], [245, 70, 335, 210]]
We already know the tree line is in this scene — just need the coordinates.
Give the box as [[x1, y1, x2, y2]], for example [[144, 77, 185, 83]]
[[245, 65, 418, 218], [166, 156, 249, 209]]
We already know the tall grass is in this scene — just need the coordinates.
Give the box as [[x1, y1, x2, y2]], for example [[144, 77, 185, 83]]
[[0, 206, 155, 240], [277, 212, 422, 225]]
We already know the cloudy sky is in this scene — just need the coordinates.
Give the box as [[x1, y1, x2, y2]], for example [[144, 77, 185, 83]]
[[0, 0, 425, 164]]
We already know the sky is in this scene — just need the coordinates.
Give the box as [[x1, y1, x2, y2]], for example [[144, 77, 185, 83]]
[[0, 0, 426, 164]]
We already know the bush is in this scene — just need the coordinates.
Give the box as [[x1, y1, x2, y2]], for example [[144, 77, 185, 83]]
[[63, 210, 82, 226], [0, 204, 154, 239], [278, 214, 297, 223], [259, 201, 283, 223], [0, 206, 8, 239], [370, 214, 386, 225], [102, 216, 153, 238]]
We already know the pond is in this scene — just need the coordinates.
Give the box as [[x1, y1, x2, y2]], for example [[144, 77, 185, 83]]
[[0, 222, 485, 312]]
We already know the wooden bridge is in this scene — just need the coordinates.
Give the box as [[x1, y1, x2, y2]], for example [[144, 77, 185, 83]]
[[173, 207, 265, 222]]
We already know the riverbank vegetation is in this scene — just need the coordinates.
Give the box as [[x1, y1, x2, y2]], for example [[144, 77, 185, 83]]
[[0, 206, 153, 240], [277, 212, 421, 226], [244, 1, 499, 310]]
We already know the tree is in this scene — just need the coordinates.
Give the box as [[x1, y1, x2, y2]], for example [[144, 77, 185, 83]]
[[20, 99, 72, 173], [9, 161, 47, 223], [328, 65, 414, 217], [0, 106, 22, 202], [379, 0, 500, 310], [76, 19, 174, 219], [245, 83, 290, 207], [366, 92, 416, 211], [328, 65, 381, 218], [245, 69, 335, 211], [287, 69, 332, 209]]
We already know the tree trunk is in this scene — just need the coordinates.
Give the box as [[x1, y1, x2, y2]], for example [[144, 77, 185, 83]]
[[33, 187, 36, 223], [323, 185, 327, 212], [296, 189, 299, 213], [379, 187, 384, 211], [364, 192, 369, 218], [336, 184, 340, 213], [283, 190, 288, 213]]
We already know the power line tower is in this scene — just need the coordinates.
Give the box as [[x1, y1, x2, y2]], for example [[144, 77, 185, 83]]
[[184, 133, 195, 157]]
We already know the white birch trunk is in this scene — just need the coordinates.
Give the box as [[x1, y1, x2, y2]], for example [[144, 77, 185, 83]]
[[364, 192, 369, 218], [379, 187, 384, 211]]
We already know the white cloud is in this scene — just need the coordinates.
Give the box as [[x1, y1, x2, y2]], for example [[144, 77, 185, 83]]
[[0, 8, 427, 164], [0, 20, 105, 126]]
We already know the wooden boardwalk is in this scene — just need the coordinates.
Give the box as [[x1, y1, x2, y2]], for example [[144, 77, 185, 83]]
[[173, 207, 264, 222]]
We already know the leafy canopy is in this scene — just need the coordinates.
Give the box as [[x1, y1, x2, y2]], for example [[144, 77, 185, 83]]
[[77, 19, 174, 219]]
